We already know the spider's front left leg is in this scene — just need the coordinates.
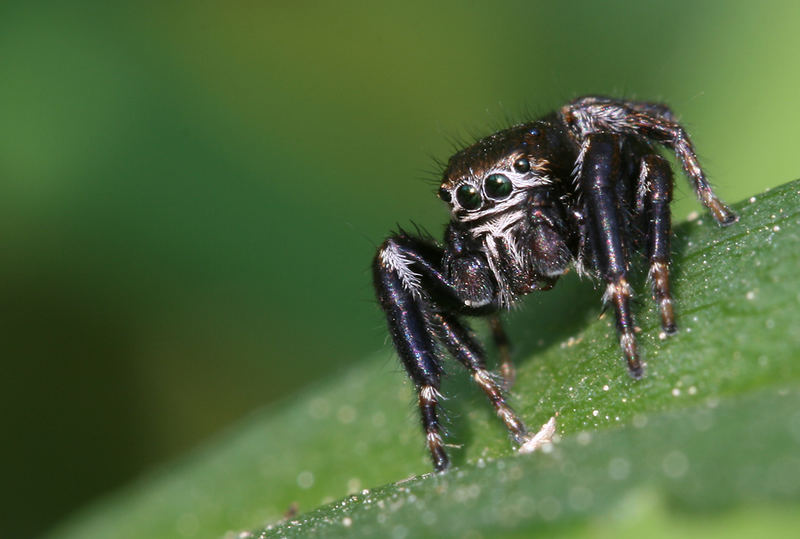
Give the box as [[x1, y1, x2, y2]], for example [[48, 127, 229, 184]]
[[578, 133, 642, 377]]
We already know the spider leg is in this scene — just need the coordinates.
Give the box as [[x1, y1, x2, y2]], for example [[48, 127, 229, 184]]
[[578, 133, 642, 377], [434, 312, 529, 443], [488, 314, 515, 389], [564, 96, 738, 226], [373, 237, 448, 471], [641, 115, 737, 226], [373, 233, 501, 471], [641, 154, 677, 335]]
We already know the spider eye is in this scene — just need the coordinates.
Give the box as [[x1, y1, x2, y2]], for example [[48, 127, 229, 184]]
[[513, 157, 531, 173], [484, 174, 512, 200], [438, 186, 451, 203], [456, 184, 482, 210]]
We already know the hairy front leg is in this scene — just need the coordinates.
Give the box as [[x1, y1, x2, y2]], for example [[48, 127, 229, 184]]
[[373, 232, 502, 470], [373, 237, 450, 470]]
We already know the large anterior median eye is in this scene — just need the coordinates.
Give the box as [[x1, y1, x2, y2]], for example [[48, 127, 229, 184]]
[[484, 173, 512, 200], [456, 184, 482, 210]]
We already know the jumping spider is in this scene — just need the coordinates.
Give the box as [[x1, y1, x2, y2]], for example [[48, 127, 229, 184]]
[[373, 96, 737, 471]]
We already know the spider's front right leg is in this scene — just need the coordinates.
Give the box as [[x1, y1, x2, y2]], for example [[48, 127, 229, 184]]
[[373, 232, 526, 471], [373, 235, 450, 470]]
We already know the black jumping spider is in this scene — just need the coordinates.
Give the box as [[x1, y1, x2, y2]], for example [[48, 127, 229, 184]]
[[373, 96, 737, 471]]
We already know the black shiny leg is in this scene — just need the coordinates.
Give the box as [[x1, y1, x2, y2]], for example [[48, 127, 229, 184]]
[[641, 154, 677, 335], [373, 232, 503, 470], [373, 237, 448, 470], [579, 133, 642, 378], [434, 312, 529, 443]]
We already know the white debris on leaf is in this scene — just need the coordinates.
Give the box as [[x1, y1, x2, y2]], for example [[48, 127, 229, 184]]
[[518, 416, 557, 454]]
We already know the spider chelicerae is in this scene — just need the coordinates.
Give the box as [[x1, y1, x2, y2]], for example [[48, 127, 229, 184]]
[[372, 96, 737, 471]]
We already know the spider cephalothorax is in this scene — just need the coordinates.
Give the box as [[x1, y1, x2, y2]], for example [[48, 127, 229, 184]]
[[373, 96, 737, 471]]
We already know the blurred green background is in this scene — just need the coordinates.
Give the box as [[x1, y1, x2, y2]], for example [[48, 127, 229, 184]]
[[1, 1, 798, 537]]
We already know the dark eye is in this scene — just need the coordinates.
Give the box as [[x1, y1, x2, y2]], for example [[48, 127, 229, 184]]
[[456, 184, 482, 210], [513, 157, 531, 173], [438, 186, 451, 203], [484, 174, 512, 200]]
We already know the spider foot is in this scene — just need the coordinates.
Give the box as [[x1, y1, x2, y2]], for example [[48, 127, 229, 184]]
[[704, 192, 739, 226]]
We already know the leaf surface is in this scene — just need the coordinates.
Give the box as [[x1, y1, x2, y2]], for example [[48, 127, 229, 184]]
[[48, 181, 800, 539]]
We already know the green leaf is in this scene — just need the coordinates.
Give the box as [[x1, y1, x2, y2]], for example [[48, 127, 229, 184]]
[[47, 181, 800, 539]]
